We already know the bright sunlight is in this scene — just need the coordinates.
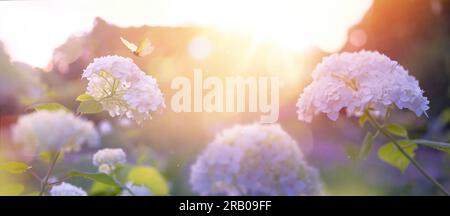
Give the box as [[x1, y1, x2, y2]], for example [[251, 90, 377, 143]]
[[0, 0, 372, 68]]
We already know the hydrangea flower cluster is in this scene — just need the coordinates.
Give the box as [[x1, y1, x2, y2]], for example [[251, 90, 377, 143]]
[[92, 148, 127, 174], [49, 182, 87, 196], [190, 123, 323, 196], [296, 50, 429, 122], [120, 182, 152, 196], [82, 55, 165, 123], [12, 110, 99, 153]]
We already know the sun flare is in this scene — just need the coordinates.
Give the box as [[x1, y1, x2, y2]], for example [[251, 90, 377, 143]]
[[179, 0, 373, 52], [0, 0, 372, 68]]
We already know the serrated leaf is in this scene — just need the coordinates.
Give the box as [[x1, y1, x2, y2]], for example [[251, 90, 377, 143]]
[[359, 113, 368, 128], [0, 161, 30, 174], [385, 123, 408, 138], [378, 140, 417, 173], [68, 171, 118, 187], [0, 183, 24, 195], [77, 100, 102, 114], [127, 166, 169, 195], [358, 132, 374, 160], [31, 102, 70, 112], [76, 94, 95, 102]]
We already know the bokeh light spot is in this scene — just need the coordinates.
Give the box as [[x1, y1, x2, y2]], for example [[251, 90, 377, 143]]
[[188, 36, 212, 60]]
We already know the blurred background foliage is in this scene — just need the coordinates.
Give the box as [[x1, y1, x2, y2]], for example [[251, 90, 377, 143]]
[[0, 0, 449, 195]]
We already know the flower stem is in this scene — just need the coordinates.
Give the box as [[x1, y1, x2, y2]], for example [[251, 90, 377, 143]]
[[29, 168, 42, 182], [411, 139, 450, 150], [39, 151, 61, 196], [366, 113, 449, 195]]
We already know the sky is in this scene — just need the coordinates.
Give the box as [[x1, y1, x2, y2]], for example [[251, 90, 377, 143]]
[[0, 0, 373, 68]]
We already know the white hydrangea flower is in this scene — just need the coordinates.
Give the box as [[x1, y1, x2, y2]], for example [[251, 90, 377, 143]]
[[92, 148, 126, 174], [190, 123, 323, 196], [82, 55, 165, 123], [50, 182, 87, 196], [120, 182, 152, 196], [12, 110, 100, 153], [296, 50, 429, 122]]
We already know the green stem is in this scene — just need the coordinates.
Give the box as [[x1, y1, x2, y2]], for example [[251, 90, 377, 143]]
[[366, 113, 449, 195], [39, 151, 60, 196], [411, 139, 450, 150]]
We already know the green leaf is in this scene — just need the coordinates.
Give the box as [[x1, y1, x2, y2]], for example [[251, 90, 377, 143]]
[[0, 183, 24, 196], [378, 140, 417, 173], [90, 182, 121, 196], [77, 100, 102, 114], [127, 166, 169, 195], [31, 102, 70, 112], [0, 161, 30, 174], [385, 123, 408, 138], [76, 94, 95, 102], [68, 171, 118, 187], [358, 132, 374, 160], [359, 113, 368, 128], [430, 146, 450, 154]]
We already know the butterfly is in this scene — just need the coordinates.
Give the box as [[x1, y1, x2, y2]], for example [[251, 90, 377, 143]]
[[120, 37, 154, 57]]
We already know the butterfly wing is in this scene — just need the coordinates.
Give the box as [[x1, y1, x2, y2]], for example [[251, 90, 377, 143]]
[[135, 38, 154, 57], [120, 37, 138, 52]]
